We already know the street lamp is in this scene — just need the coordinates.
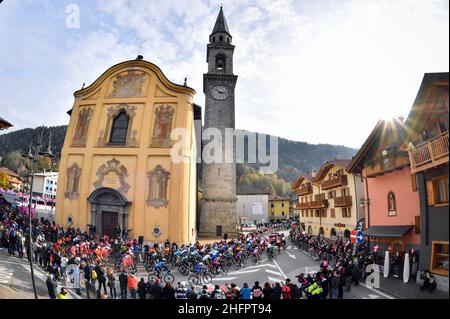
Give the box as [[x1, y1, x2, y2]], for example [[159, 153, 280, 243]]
[[21, 128, 54, 299]]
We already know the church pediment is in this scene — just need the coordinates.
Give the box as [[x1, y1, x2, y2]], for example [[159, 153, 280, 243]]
[[73, 60, 195, 100], [81, 88, 101, 101], [88, 187, 130, 206], [106, 70, 148, 98], [155, 85, 176, 98]]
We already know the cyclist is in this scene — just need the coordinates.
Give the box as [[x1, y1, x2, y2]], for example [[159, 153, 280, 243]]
[[154, 259, 168, 274], [194, 262, 207, 274], [202, 253, 212, 264]]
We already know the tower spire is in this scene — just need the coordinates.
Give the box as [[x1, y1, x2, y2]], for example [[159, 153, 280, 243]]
[[211, 6, 231, 37]]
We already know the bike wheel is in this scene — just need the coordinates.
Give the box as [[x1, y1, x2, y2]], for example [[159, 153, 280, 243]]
[[179, 265, 189, 276], [202, 273, 213, 284], [210, 266, 219, 276], [220, 266, 228, 276], [188, 275, 199, 286], [164, 273, 175, 284], [148, 273, 158, 282]]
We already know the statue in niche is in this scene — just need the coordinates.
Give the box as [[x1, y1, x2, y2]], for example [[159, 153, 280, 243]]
[[65, 163, 82, 200], [388, 192, 396, 212], [73, 108, 93, 146], [147, 165, 170, 208], [151, 105, 174, 148], [109, 71, 146, 98]]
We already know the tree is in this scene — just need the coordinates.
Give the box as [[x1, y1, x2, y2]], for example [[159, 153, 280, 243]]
[[0, 171, 10, 189]]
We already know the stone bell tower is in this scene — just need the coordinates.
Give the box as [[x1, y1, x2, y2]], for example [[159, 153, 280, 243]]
[[199, 7, 238, 238]]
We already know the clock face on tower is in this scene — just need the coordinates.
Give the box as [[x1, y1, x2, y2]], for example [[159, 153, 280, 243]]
[[211, 85, 229, 100]]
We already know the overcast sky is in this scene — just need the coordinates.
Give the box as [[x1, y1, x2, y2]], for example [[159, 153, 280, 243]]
[[0, 0, 448, 148]]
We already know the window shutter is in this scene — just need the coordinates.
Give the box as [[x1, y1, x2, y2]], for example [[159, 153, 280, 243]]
[[415, 216, 420, 234], [411, 174, 418, 192], [426, 180, 435, 206]]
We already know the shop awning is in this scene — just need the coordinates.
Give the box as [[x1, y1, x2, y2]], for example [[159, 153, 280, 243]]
[[363, 225, 413, 238], [0, 192, 19, 205]]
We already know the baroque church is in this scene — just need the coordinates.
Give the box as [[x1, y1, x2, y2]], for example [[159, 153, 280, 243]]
[[55, 7, 238, 242]]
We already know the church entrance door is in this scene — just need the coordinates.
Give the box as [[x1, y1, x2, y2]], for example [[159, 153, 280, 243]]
[[102, 211, 118, 238]]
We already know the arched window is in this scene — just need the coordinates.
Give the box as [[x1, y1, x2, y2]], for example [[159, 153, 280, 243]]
[[387, 191, 397, 216], [344, 229, 351, 239], [226, 37, 230, 43], [215, 54, 226, 72], [319, 227, 324, 236], [212, 36, 216, 42], [330, 228, 337, 238], [109, 111, 129, 144], [219, 35, 224, 42]]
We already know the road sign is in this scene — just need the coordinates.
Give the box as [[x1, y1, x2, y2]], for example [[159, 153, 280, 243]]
[[350, 230, 357, 243], [356, 231, 365, 244]]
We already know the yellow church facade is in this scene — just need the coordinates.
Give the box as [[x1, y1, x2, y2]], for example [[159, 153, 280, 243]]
[[55, 58, 200, 243]]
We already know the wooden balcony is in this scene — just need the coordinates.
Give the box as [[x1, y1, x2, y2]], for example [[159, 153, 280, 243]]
[[334, 195, 353, 207], [365, 156, 411, 178], [321, 175, 347, 190], [409, 132, 449, 174], [296, 184, 313, 196], [296, 202, 310, 209], [309, 199, 329, 209]]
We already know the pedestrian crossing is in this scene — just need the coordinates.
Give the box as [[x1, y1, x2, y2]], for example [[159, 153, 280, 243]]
[[265, 268, 282, 276], [0, 266, 13, 285]]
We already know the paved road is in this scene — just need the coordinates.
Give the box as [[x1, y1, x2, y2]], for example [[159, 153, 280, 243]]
[[0, 248, 82, 299], [135, 231, 396, 299], [1, 232, 396, 299]]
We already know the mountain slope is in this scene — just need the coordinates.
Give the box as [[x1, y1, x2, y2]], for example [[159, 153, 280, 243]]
[[0, 126, 357, 195]]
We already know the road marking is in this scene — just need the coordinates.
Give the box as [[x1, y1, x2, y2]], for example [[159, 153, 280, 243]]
[[287, 251, 297, 259], [265, 269, 281, 276], [272, 259, 287, 279], [211, 277, 238, 281], [287, 246, 292, 250], [228, 268, 260, 275], [239, 263, 276, 270], [267, 276, 284, 283], [293, 247, 298, 250], [359, 282, 396, 299], [0, 266, 13, 285], [363, 294, 380, 299]]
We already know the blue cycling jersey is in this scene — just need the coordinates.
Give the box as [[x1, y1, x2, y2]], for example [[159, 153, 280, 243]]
[[155, 262, 166, 271], [194, 264, 205, 273]]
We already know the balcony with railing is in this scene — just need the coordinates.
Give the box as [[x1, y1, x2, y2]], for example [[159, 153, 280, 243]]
[[309, 199, 329, 209], [321, 175, 348, 190], [409, 131, 449, 174], [334, 195, 353, 207], [296, 184, 313, 196], [296, 202, 310, 210]]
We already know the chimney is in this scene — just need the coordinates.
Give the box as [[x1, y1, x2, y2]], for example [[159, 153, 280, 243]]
[[311, 170, 317, 178]]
